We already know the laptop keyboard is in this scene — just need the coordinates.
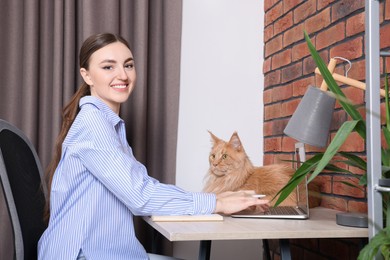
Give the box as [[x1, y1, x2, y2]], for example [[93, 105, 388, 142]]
[[265, 206, 300, 215]]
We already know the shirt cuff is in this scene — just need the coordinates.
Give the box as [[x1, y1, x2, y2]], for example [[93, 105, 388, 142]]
[[192, 192, 217, 215]]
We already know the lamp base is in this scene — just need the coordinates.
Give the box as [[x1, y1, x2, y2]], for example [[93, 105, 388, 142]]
[[336, 212, 368, 228]]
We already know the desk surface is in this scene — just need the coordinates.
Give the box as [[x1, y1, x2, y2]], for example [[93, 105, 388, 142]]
[[143, 207, 368, 241]]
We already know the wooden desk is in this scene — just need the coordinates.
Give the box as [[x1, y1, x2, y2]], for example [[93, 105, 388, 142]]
[[144, 207, 368, 260]]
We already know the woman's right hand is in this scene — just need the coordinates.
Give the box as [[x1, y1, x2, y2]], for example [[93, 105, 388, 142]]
[[214, 190, 269, 215]]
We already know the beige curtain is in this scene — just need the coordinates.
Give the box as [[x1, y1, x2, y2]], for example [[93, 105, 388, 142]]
[[0, 0, 182, 255]]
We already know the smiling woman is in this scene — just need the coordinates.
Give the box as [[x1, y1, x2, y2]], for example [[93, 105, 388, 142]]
[[37, 33, 269, 260], [80, 42, 137, 114]]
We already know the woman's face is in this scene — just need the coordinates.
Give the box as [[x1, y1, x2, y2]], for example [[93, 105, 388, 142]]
[[80, 42, 136, 114]]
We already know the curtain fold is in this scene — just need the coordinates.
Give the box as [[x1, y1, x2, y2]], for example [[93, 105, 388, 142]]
[[0, 0, 182, 255]]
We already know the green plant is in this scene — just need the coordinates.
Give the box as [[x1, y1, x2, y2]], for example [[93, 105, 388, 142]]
[[274, 31, 390, 259]]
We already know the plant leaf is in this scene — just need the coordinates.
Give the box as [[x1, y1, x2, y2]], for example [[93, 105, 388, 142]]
[[308, 120, 360, 182], [273, 154, 323, 206], [338, 151, 367, 171]]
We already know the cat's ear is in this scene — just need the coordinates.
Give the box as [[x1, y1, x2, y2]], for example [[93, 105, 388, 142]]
[[208, 131, 221, 145], [229, 132, 242, 151]]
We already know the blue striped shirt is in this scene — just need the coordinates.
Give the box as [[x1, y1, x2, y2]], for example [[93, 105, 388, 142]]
[[38, 96, 216, 260]]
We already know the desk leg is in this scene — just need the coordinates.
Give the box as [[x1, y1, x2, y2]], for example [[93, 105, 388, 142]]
[[262, 239, 271, 260], [198, 240, 211, 260], [279, 239, 291, 260]]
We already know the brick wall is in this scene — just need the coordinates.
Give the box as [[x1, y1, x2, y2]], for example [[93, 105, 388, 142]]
[[263, 0, 389, 259]]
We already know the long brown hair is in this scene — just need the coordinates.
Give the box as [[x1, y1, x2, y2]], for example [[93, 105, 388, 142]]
[[44, 33, 131, 221]]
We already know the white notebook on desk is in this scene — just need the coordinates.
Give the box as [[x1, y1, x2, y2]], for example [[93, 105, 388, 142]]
[[151, 214, 224, 222]]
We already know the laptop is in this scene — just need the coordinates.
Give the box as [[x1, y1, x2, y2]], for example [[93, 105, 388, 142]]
[[231, 143, 310, 220]]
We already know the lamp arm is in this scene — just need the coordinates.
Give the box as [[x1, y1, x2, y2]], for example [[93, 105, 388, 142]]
[[320, 58, 338, 91], [315, 68, 387, 97]]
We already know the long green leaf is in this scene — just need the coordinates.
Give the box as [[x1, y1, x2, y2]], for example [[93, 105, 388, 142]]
[[273, 154, 324, 206], [338, 152, 367, 171], [383, 127, 390, 149], [308, 120, 359, 182], [304, 31, 366, 139]]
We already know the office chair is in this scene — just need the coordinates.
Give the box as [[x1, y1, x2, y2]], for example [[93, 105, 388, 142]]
[[0, 119, 48, 260]]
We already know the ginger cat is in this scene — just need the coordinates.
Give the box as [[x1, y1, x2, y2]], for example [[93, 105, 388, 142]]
[[203, 131, 297, 206]]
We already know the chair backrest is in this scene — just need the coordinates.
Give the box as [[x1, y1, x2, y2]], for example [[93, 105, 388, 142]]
[[0, 119, 48, 260]]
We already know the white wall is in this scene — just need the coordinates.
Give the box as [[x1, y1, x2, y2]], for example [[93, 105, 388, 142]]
[[175, 1, 264, 259], [176, 0, 264, 193]]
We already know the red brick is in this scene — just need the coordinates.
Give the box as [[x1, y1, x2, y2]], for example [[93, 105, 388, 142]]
[[316, 175, 332, 194], [305, 143, 327, 153], [283, 0, 304, 13], [263, 154, 274, 165], [337, 132, 365, 152], [292, 41, 310, 62], [271, 85, 293, 102], [265, 2, 283, 26], [347, 59, 366, 82], [331, 0, 365, 22], [348, 200, 368, 213], [264, 103, 282, 120], [330, 37, 364, 62], [342, 86, 364, 106], [293, 0, 316, 24], [320, 196, 348, 211], [316, 22, 345, 50], [346, 12, 365, 37], [281, 136, 297, 153], [281, 98, 300, 117], [386, 0, 390, 20], [272, 49, 292, 69], [264, 70, 281, 88], [271, 119, 289, 136], [274, 12, 293, 35], [263, 57, 272, 74], [333, 176, 365, 198], [264, 137, 282, 152], [292, 77, 316, 96], [263, 121, 273, 136], [263, 89, 272, 104], [304, 7, 331, 35], [283, 23, 304, 47], [265, 35, 283, 57], [318, 0, 336, 10], [282, 62, 302, 83], [264, 25, 274, 43], [380, 1, 385, 23], [264, 0, 276, 12], [380, 23, 390, 49], [330, 110, 347, 131]]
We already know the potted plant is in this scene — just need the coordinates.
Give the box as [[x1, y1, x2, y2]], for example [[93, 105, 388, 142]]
[[274, 31, 390, 259]]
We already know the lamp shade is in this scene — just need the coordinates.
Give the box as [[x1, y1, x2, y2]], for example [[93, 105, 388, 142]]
[[284, 85, 336, 148]]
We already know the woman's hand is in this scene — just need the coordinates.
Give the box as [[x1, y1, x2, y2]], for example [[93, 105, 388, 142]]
[[214, 190, 269, 215]]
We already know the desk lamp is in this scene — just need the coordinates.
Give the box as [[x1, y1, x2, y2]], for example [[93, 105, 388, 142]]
[[284, 59, 337, 148], [284, 58, 369, 228]]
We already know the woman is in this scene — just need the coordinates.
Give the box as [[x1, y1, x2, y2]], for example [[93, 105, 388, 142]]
[[38, 33, 268, 260]]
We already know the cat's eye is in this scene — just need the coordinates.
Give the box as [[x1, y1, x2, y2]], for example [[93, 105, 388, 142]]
[[210, 154, 215, 159], [222, 154, 228, 159]]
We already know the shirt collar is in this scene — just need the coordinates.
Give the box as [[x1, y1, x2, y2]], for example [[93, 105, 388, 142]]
[[79, 96, 123, 126]]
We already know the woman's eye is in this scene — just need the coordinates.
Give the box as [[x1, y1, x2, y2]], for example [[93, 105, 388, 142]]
[[222, 154, 227, 159], [125, 63, 134, 70], [102, 66, 113, 70]]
